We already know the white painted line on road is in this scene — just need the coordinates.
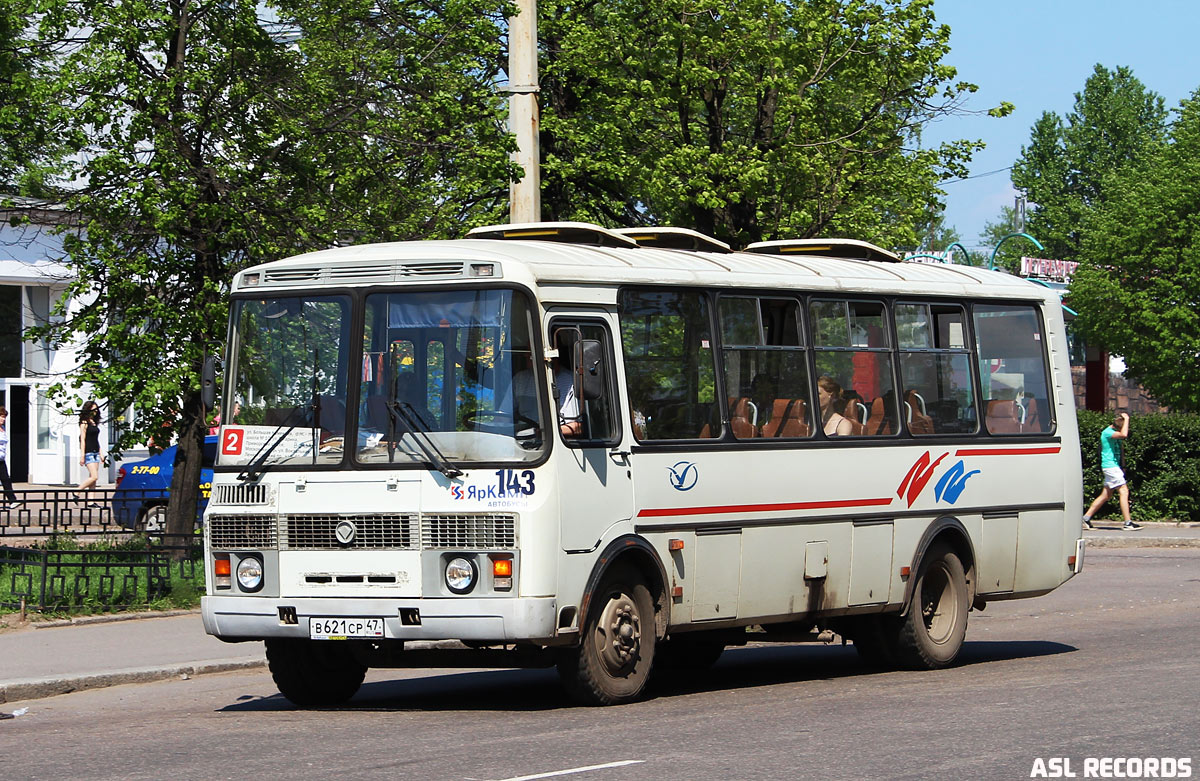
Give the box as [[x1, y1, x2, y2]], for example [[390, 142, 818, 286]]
[[492, 759, 645, 781]]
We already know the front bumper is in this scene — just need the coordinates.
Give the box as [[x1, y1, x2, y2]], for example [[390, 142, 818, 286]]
[[202, 595, 558, 643]]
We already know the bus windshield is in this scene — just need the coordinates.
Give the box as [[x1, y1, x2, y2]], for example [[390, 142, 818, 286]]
[[221, 288, 547, 470], [222, 294, 353, 470], [356, 288, 545, 465]]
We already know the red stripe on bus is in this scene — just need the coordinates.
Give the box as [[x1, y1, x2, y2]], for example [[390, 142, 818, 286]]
[[637, 496, 894, 518], [954, 447, 1061, 456]]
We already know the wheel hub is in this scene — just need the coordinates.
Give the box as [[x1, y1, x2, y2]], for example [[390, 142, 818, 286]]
[[597, 594, 641, 673]]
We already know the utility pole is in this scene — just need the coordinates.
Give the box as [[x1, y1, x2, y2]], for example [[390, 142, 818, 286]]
[[508, 0, 540, 223]]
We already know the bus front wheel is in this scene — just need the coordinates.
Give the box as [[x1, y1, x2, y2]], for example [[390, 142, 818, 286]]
[[891, 542, 969, 669], [558, 565, 656, 706], [265, 638, 366, 707]]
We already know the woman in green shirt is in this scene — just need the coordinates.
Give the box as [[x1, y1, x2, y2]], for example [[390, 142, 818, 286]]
[[1082, 411, 1140, 530]]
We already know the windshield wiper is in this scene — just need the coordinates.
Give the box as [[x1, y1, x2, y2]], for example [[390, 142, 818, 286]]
[[387, 401, 463, 479]]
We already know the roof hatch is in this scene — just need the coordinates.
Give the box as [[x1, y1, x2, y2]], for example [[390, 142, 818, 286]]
[[744, 238, 900, 263], [466, 222, 640, 249], [613, 227, 732, 253]]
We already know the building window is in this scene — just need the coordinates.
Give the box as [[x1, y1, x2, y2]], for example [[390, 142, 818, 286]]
[[0, 285, 21, 377]]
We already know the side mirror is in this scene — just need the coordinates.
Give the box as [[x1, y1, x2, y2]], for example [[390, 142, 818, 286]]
[[574, 340, 605, 400], [201, 355, 218, 413]]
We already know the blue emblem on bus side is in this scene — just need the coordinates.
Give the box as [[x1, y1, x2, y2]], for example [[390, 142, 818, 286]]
[[667, 461, 698, 491]]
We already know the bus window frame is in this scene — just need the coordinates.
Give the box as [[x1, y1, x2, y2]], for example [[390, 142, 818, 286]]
[[970, 300, 1058, 438], [547, 316, 623, 449]]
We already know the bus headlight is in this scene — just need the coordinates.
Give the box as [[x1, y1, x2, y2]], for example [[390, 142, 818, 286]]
[[445, 557, 477, 594], [236, 556, 264, 592]]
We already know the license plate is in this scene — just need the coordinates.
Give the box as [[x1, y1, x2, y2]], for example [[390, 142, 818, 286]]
[[309, 617, 384, 640]]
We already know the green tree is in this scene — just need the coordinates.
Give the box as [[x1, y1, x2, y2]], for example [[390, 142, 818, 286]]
[[1070, 92, 1200, 412], [0, 0, 54, 190], [1012, 64, 1168, 261], [26, 0, 515, 545], [537, 0, 1004, 248]]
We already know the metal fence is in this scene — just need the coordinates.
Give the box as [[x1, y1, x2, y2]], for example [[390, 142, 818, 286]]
[[0, 488, 204, 614]]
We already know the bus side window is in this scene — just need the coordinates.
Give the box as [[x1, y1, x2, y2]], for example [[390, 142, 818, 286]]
[[974, 304, 1055, 436], [718, 295, 811, 440], [896, 303, 978, 435], [619, 290, 719, 441], [811, 298, 896, 437]]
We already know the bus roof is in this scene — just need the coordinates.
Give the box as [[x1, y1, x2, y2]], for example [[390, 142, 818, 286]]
[[233, 226, 1055, 304]]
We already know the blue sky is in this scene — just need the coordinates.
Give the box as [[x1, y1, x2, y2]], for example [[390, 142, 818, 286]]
[[924, 0, 1200, 252]]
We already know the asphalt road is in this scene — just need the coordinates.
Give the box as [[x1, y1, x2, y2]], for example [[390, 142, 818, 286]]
[[5, 547, 1198, 781]]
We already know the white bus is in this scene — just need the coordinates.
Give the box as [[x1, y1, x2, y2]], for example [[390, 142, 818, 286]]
[[201, 222, 1084, 706]]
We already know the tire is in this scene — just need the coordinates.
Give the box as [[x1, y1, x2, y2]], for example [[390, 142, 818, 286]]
[[265, 638, 367, 707], [557, 565, 657, 705], [891, 542, 969, 670], [142, 505, 167, 537]]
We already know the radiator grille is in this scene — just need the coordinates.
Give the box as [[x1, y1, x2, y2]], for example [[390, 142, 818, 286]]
[[421, 513, 517, 549], [282, 514, 416, 550], [208, 515, 278, 550], [212, 484, 272, 506]]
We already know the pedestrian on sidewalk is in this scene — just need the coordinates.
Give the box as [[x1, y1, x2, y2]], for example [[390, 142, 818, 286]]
[[0, 406, 21, 509], [1083, 410, 1140, 531], [77, 400, 103, 507]]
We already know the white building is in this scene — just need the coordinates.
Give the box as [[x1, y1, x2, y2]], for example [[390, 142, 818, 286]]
[[0, 197, 144, 486]]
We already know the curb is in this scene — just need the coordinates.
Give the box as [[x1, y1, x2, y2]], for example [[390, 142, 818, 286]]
[[31, 609, 200, 630], [1083, 535, 1200, 549], [0, 657, 266, 705]]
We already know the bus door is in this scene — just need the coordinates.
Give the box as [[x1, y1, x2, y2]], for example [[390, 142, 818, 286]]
[[549, 315, 634, 552]]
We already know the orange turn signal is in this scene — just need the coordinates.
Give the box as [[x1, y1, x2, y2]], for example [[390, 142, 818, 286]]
[[492, 558, 513, 578], [900, 566, 911, 578], [214, 557, 231, 577], [668, 538, 685, 551]]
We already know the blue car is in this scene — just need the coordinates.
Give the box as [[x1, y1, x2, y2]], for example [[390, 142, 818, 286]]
[[111, 436, 217, 533]]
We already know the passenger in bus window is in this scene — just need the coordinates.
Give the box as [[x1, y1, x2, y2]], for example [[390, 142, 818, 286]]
[[513, 340, 580, 437], [817, 376, 854, 437]]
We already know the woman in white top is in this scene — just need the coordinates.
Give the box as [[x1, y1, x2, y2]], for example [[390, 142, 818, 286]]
[[817, 376, 854, 437], [0, 406, 20, 509]]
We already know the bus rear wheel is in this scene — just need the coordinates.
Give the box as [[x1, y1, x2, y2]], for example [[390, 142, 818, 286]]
[[558, 565, 656, 706], [891, 542, 969, 670], [265, 638, 366, 707]]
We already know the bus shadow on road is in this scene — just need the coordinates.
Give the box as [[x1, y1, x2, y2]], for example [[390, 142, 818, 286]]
[[222, 638, 1074, 713]]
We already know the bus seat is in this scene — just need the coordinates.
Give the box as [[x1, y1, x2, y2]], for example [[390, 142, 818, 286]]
[[317, 395, 346, 434], [762, 398, 809, 437], [730, 397, 758, 439], [365, 395, 390, 433], [905, 391, 935, 435], [867, 397, 893, 435], [985, 400, 1022, 434], [843, 399, 868, 425], [1021, 398, 1044, 433], [843, 401, 867, 436]]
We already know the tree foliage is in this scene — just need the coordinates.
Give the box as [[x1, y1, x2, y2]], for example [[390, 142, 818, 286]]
[[0, 0, 54, 189], [536, 0, 997, 248], [21, 0, 515, 540], [1070, 92, 1200, 412], [1011, 64, 1168, 262]]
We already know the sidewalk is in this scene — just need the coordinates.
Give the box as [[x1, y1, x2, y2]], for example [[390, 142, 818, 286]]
[[1, 522, 1198, 708], [0, 612, 266, 705]]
